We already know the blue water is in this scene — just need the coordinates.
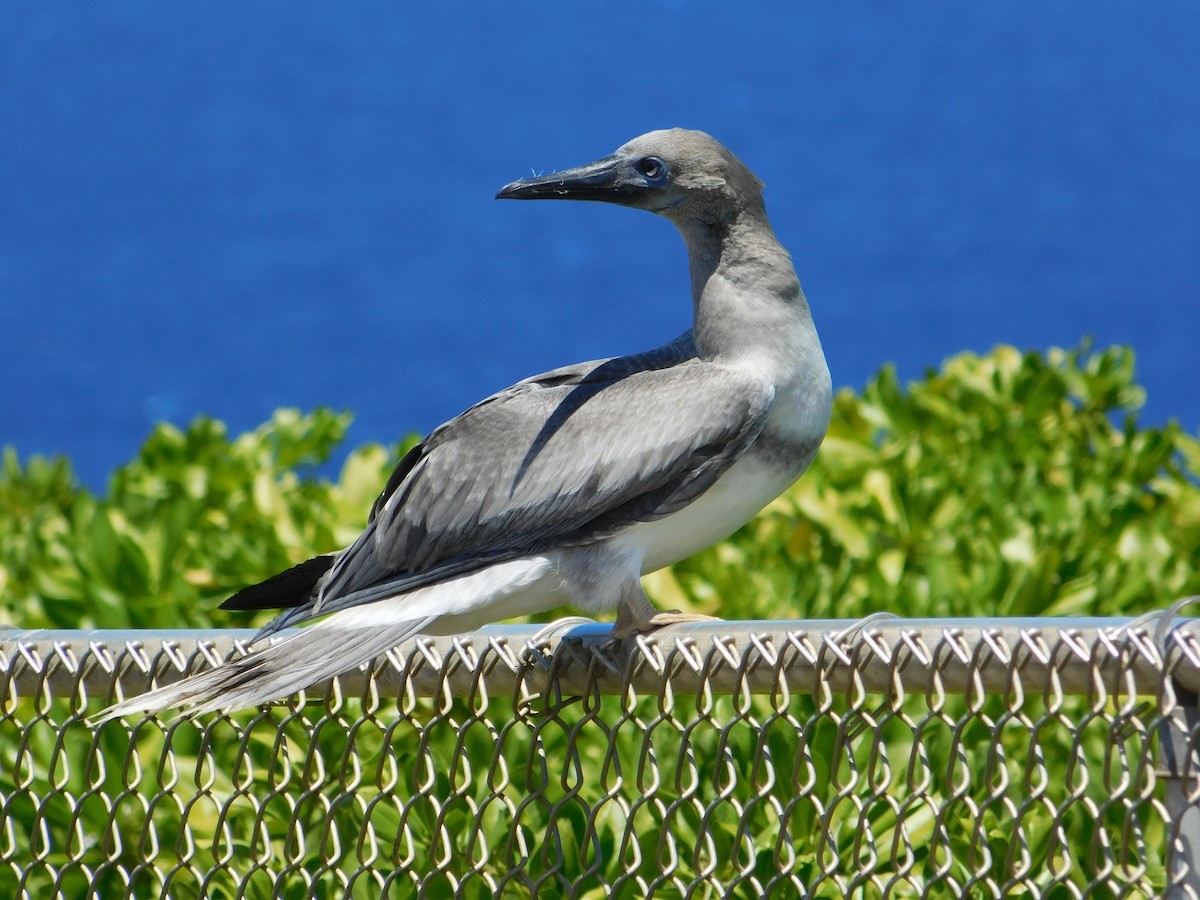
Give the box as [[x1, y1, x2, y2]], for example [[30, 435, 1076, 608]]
[[3, 2, 1197, 489]]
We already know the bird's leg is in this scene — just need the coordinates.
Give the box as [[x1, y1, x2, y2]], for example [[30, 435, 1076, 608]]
[[611, 581, 720, 639]]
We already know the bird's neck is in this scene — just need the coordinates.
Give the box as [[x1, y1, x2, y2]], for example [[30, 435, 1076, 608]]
[[680, 212, 816, 364]]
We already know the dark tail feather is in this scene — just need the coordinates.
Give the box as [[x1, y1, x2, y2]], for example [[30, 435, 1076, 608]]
[[220, 554, 337, 611]]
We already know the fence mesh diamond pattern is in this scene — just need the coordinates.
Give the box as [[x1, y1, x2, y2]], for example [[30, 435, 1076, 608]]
[[2, 616, 1199, 898]]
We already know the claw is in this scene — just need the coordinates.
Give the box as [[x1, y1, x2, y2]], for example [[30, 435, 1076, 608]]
[[612, 584, 720, 640]]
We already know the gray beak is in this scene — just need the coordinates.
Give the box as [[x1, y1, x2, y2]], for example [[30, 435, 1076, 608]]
[[496, 154, 644, 204]]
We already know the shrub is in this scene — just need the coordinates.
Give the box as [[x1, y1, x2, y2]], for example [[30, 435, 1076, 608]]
[[2, 343, 1197, 896], [3, 344, 1198, 631]]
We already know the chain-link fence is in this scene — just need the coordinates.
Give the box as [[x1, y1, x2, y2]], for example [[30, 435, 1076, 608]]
[[2, 613, 1199, 898]]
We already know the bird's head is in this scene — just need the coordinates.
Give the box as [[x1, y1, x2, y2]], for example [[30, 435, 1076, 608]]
[[496, 129, 766, 227]]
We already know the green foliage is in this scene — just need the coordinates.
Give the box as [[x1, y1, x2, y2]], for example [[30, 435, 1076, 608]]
[[1, 343, 1198, 895], [0, 409, 400, 630], [4, 343, 1196, 632]]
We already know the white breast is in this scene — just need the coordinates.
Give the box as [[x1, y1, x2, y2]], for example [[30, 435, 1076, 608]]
[[616, 453, 803, 573], [620, 362, 832, 573]]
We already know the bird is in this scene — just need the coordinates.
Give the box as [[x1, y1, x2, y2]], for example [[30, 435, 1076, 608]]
[[95, 128, 832, 720]]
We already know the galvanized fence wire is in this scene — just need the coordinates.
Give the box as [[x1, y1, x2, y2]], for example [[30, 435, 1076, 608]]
[[1, 613, 1199, 899]]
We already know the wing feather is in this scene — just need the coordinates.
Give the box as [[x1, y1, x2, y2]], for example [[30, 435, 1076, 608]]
[[275, 334, 773, 627]]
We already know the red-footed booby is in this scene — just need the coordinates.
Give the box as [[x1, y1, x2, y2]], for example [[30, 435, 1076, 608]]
[[95, 129, 832, 720]]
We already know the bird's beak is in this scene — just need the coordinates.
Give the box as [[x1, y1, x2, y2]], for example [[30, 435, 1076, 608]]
[[496, 154, 642, 204]]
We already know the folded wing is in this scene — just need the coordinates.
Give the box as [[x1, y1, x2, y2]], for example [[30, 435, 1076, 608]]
[[233, 340, 773, 634]]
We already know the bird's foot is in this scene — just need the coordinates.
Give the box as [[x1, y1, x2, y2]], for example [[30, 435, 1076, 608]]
[[522, 616, 597, 669], [611, 600, 720, 640], [529, 615, 596, 646]]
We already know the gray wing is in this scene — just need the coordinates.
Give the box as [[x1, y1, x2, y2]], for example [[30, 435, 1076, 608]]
[[265, 336, 773, 632]]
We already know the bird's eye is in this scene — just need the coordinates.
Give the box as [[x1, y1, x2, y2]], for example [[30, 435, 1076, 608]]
[[637, 157, 668, 181]]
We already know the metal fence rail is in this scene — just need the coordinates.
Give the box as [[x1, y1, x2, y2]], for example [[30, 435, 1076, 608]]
[[2, 614, 1199, 898]]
